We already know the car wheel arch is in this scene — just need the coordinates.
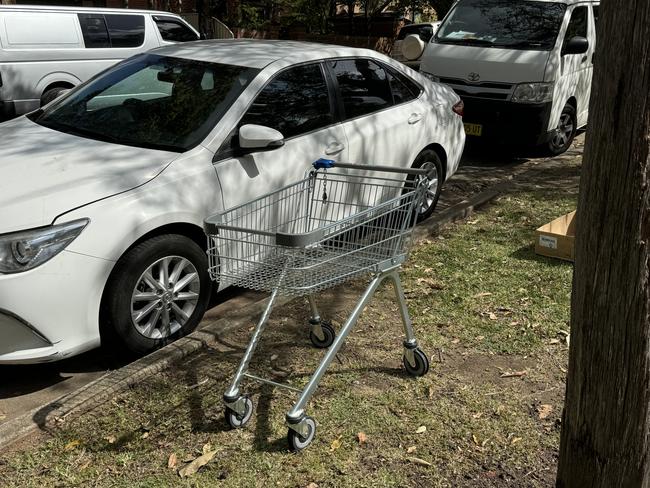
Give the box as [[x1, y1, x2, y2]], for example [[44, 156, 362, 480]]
[[98, 222, 210, 340]]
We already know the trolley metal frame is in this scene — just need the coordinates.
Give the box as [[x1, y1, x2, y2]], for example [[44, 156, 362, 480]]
[[203, 160, 433, 450]]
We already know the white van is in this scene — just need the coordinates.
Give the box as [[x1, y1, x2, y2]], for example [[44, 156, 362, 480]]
[[0, 5, 199, 119], [420, 0, 599, 154]]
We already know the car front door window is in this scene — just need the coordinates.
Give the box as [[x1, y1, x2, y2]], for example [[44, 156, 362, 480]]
[[239, 63, 334, 139]]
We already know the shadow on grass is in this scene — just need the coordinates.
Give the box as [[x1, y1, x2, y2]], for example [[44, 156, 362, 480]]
[[510, 245, 573, 268]]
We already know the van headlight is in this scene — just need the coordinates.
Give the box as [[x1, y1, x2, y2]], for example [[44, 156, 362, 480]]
[[511, 82, 554, 103], [0, 219, 89, 274]]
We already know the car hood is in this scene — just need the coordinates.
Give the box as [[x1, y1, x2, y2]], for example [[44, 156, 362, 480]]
[[0, 117, 178, 234], [421, 44, 550, 83]]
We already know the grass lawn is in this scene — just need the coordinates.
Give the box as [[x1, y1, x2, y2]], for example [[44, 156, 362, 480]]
[[0, 165, 579, 487]]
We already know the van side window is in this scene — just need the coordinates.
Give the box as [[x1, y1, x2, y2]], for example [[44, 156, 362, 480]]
[[153, 16, 199, 42], [564, 6, 588, 46], [78, 14, 144, 48], [105, 14, 145, 48], [78, 14, 110, 48]]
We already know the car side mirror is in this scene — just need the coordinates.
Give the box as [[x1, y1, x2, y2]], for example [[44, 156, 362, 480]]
[[563, 36, 589, 55], [238, 124, 285, 155]]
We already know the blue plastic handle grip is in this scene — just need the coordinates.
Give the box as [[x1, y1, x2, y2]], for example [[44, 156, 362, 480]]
[[313, 158, 336, 170]]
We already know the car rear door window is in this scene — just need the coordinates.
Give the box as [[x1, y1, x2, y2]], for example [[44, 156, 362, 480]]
[[153, 16, 199, 42], [105, 14, 145, 48], [78, 14, 110, 48], [239, 63, 333, 139], [329, 59, 393, 120], [385, 65, 421, 104]]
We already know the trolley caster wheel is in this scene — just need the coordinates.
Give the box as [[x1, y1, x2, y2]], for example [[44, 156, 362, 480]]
[[309, 322, 335, 349], [287, 416, 317, 452], [225, 396, 254, 429], [403, 348, 429, 377]]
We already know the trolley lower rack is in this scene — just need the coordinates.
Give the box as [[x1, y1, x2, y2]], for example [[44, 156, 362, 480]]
[[203, 159, 433, 451]]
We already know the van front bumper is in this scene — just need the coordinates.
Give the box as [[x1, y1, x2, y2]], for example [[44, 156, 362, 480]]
[[460, 97, 553, 146]]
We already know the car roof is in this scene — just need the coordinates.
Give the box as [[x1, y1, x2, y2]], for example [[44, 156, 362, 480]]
[[0, 4, 176, 15], [150, 39, 381, 69]]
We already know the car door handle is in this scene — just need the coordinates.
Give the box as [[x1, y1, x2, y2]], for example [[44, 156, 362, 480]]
[[408, 113, 423, 124], [325, 142, 345, 155]]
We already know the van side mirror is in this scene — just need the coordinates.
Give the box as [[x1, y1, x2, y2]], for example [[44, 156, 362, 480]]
[[563, 36, 589, 55], [238, 124, 284, 155]]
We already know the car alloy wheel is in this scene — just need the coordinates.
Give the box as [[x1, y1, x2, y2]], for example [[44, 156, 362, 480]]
[[418, 161, 440, 217], [548, 104, 577, 155], [130, 256, 200, 339]]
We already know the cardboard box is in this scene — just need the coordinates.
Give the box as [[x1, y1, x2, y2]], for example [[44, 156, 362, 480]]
[[534, 211, 576, 262]]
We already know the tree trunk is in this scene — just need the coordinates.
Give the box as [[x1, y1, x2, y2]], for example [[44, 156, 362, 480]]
[[557, 0, 650, 486]]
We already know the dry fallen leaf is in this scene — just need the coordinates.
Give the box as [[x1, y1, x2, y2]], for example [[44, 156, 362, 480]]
[[537, 404, 554, 420], [330, 437, 342, 451], [0, 411, 6, 421], [79, 460, 91, 471], [511, 437, 523, 445], [202, 443, 212, 455], [488, 312, 498, 321], [500, 370, 527, 378], [178, 450, 217, 478], [407, 457, 432, 467], [168, 452, 178, 469], [472, 412, 483, 419], [415, 425, 427, 434], [64, 440, 81, 451], [306, 483, 319, 488], [356, 432, 367, 445], [141, 432, 149, 439], [416, 278, 444, 290], [472, 434, 480, 445], [105, 435, 116, 444], [406, 446, 417, 454]]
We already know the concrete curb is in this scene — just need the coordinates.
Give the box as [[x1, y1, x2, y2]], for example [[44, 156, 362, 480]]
[[0, 295, 289, 450], [0, 179, 510, 451]]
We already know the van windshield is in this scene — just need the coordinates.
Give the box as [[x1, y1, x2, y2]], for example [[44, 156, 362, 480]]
[[435, 0, 567, 51], [28, 54, 259, 152]]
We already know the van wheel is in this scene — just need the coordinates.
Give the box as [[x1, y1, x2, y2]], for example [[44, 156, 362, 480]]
[[102, 235, 212, 356], [40, 87, 69, 106], [547, 104, 577, 155]]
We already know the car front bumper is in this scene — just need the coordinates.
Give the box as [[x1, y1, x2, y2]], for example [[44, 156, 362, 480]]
[[460, 97, 553, 146], [0, 250, 112, 364]]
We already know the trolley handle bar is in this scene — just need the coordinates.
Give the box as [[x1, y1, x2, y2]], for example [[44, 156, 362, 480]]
[[313, 159, 434, 177]]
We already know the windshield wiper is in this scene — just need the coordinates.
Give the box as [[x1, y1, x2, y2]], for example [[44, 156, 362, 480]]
[[437, 37, 495, 47], [496, 40, 547, 49]]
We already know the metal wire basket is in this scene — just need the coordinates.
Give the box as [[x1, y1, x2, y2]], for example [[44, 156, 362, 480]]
[[204, 162, 429, 297]]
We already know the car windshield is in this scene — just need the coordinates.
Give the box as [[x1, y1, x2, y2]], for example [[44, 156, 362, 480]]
[[29, 54, 259, 152], [435, 0, 567, 50]]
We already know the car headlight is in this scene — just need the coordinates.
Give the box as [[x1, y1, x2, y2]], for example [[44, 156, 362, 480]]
[[0, 219, 89, 274], [421, 72, 440, 83], [511, 82, 554, 104]]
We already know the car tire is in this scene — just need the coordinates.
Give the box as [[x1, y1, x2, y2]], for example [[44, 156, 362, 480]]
[[547, 103, 577, 155], [411, 149, 444, 222], [40, 87, 69, 106], [102, 234, 212, 356]]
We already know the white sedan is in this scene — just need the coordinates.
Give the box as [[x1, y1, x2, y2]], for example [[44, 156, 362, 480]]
[[0, 40, 465, 363]]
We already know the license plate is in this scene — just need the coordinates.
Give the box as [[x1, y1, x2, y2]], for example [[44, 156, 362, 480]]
[[464, 123, 483, 137]]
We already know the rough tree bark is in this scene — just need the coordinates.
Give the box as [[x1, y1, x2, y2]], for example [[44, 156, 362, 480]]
[[557, 0, 650, 486]]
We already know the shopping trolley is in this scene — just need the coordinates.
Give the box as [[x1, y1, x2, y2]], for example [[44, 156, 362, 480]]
[[203, 159, 433, 451]]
